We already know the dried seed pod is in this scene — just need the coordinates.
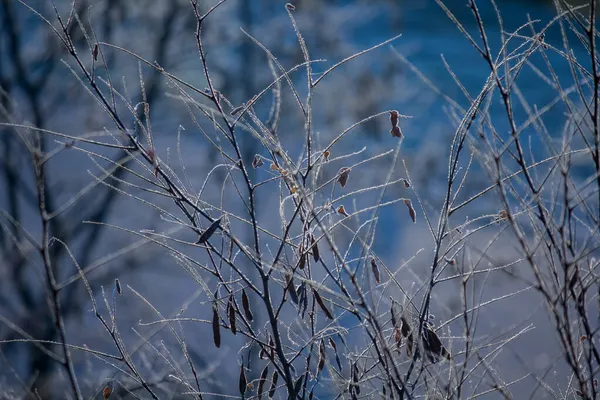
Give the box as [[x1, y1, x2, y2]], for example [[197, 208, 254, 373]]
[[337, 167, 351, 188], [310, 234, 320, 262], [370, 258, 381, 284], [285, 272, 299, 304], [269, 371, 278, 398], [241, 289, 253, 321], [257, 365, 269, 400], [252, 154, 264, 168], [390, 125, 403, 138], [337, 205, 349, 217], [400, 316, 412, 339], [323, 150, 330, 161], [328, 338, 342, 371], [197, 217, 222, 244], [402, 178, 410, 188], [298, 244, 306, 270], [212, 302, 221, 348], [395, 327, 402, 348], [390, 110, 399, 127], [390, 304, 398, 328], [313, 288, 333, 319], [404, 199, 416, 223], [239, 363, 247, 396], [317, 339, 326, 374], [93, 43, 99, 61], [228, 294, 236, 335], [114, 279, 122, 295]]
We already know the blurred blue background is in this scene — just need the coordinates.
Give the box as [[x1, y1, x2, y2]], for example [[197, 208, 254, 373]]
[[0, 0, 591, 398]]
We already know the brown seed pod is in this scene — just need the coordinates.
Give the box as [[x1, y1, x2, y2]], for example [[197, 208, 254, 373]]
[[329, 338, 342, 371], [370, 258, 381, 284], [114, 279, 122, 295], [390, 125, 403, 138], [390, 110, 399, 127], [197, 217, 222, 244], [395, 327, 402, 348], [241, 289, 253, 321], [285, 272, 299, 304], [269, 371, 278, 398], [404, 199, 416, 223], [337, 167, 351, 188], [239, 363, 247, 396], [93, 43, 99, 61], [403, 178, 411, 188], [257, 365, 269, 400], [317, 339, 326, 374], [212, 302, 221, 348], [323, 150, 330, 161], [298, 244, 306, 270], [310, 234, 320, 262], [228, 294, 236, 335], [313, 288, 333, 319]]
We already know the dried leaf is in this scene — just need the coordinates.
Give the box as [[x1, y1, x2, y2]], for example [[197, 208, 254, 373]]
[[337, 167, 351, 188], [252, 154, 264, 168], [404, 199, 416, 223], [313, 288, 333, 319], [310, 234, 320, 262], [269, 371, 278, 398], [337, 205, 349, 217], [197, 217, 222, 244], [228, 294, 236, 335], [242, 289, 253, 321], [370, 258, 381, 284], [257, 365, 269, 400], [212, 302, 221, 348], [239, 363, 247, 396], [323, 150, 330, 161], [103, 384, 111, 400]]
